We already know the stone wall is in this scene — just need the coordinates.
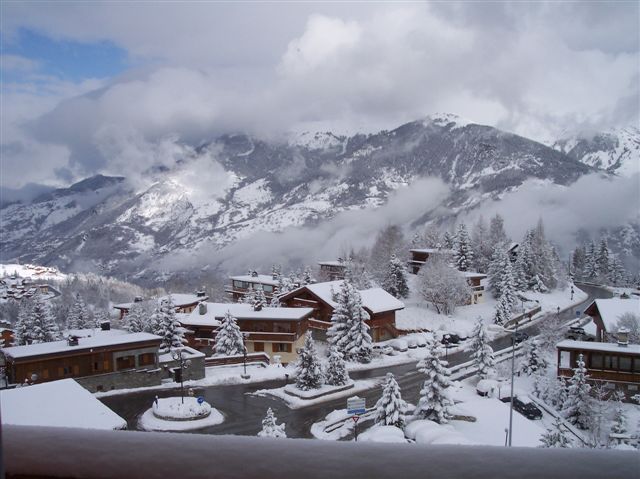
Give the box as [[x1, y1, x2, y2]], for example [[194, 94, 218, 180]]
[[77, 368, 162, 393]]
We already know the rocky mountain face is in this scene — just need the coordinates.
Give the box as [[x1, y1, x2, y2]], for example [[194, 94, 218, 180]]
[[1, 115, 596, 282], [552, 126, 639, 177]]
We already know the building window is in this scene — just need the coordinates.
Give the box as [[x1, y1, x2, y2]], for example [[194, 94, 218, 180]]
[[263, 285, 273, 293], [274, 323, 291, 333], [634, 359, 640, 373], [274, 343, 292, 353], [559, 351, 571, 368], [604, 355, 618, 370], [619, 356, 632, 372], [590, 354, 603, 369], [138, 353, 156, 366], [254, 342, 264, 352], [116, 355, 136, 370]]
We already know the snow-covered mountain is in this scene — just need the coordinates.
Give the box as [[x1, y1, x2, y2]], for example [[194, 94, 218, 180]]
[[1, 115, 594, 280], [552, 126, 640, 177]]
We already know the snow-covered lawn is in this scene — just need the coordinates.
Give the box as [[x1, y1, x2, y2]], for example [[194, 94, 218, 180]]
[[254, 379, 379, 409], [139, 407, 224, 432], [138, 397, 224, 431], [283, 381, 354, 399]]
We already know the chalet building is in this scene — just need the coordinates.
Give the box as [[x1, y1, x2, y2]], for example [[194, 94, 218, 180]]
[[408, 248, 453, 274], [318, 260, 347, 281], [462, 271, 487, 304], [0, 329, 162, 392], [0, 275, 51, 301], [225, 272, 280, 302], [0, 328, 14, 348], [179, 303, 314, 365], [556, 338, 640, 399], [113, 292, 208, 320], [279, 281, 405, 342], [583, 298, 640, 342]]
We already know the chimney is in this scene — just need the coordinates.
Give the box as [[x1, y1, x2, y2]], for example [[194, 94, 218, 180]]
[[134, 296, 144, 303], [199, 302, 207, 315], [100, 321, 111, 331], [196, 290, 206, 298], [254, 303, 263, 312], [67, 335, 79, 346], [251, 270, 258, 278], [617, 327, 629, 347]]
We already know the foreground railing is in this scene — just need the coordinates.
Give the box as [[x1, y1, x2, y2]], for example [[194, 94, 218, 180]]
[[2, 425, 638, 479]]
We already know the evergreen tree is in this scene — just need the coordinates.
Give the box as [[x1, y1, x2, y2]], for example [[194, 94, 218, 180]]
[[442, 230, 454, 249], [472, 318, 495, 379], [93, 310, 110, 329], [539, 416, 571, 448], [125, 302, 148, 333], [30, 293, 61, 343], [571, 246, 586, 279], [148, 302, 165, 336], [257, 408, 286, 438], [414, 341, 454, 424], [214, 311, 245, 356], [343, 294, 373, 363], [253, 289, 267, 310], [563, 354, 592, 430], [327, 281, 354, 353], [472, 217, 492, 273], [66, 293, 92, 330], [295, 331, 324, 390], [610, 396, 628, 436], [302, 266, 314, 285], [156, 296, 186, 352], [488, 246, 517, 305], [521, 340, 547, 375], [381, 254, 409, 299], [493, 295, 510, 326], [325, 346, 350, 386], [13, 300, 33, 346], [596, 238, 610, 278], [374, 373, 407, 428], [242, 286, 257, 305], [369, 225, 406, 284], [584, 240, 599, 279], [488, 214, 508, 247], [453, 223, 473, 271], [607, 255, 626, 286]]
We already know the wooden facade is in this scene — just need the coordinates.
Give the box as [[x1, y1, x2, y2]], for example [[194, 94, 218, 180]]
[[2, 333, 161, 386], [114, 293, 207, 320], [318, 261, 347, 281], [556, 340, 640, 399], [225, 273, 280, 302], [408, 248, 453, 274]]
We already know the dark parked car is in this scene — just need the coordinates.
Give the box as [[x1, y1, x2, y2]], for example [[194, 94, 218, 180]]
[[510, 397, 543, 420], [567, 326, 594, 341], [513, 331, 529, 344], [441, 333, 461, 345]]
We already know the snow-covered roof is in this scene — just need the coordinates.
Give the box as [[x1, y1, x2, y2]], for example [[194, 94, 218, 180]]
[[114, 293, 207, 310], [461, 271, 487, 279], [318, 261, 345, 267], [556, 339, 640, 355], [586, 298, 640, 331], [159, 346, 206, 362], [180, 303, 314, 327], [410, 248, 453, 254], [0, 379, 127, 430], [229, 274, 279, 286], [290, 281, 405, 314], [2, 331, 161, 359]]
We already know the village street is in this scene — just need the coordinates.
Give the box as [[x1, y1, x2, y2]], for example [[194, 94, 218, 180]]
[[101, 284, 610, 439]]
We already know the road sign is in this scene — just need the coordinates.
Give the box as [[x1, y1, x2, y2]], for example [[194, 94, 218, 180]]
[[347, 396, 366, 415], [351, 416, 360, 423], [197, 396, 205, 404]]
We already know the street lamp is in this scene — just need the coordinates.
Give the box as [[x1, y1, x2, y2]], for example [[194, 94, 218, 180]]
[[241, 332, 251, 380], [507, 319, 518, 447], [171, 349, 192, 404]]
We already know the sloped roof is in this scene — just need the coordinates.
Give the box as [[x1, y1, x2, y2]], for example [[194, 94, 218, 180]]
[[179, 303, 314, 327], [584, 298, 640, 331]]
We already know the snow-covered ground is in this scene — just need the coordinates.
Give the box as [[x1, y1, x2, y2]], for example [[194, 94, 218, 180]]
[[0, 263, 67, 281], [139, 406, 224, 432], [152, 396, 211, 420]]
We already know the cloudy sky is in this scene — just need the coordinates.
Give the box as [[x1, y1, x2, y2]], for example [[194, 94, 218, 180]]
[[1, 1, 638, 189]]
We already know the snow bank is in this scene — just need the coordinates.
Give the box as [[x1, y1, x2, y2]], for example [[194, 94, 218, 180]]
[[152, 396, 211, 420], [139, 397, 224, 432], [359, 425, 407, 443], [255, 379, 379, 409]]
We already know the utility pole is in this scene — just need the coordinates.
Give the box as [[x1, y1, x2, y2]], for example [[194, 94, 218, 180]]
[[508, 320, 518, 447]]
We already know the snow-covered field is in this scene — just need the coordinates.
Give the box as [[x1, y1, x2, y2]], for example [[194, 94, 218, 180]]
[[0, 263, 67, 281]]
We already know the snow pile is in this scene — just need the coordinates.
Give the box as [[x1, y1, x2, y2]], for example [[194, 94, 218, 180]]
[[359, 425, 407, 443], [152, 397, 211, 420], [256, 379, 378, 409]]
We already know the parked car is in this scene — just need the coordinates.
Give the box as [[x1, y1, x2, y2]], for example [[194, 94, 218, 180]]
[[415, 336, 428, 348], [389, 339, 408, 352], [441, 333, 461, 345], [407, 338, 418, 349], [513, 331, 529, 344], [503, 396, 543, 420], [567, 326, 595, 341]]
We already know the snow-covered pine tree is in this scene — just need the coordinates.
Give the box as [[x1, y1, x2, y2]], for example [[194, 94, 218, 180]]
[[343, 288, 373, 363], [493, 295, 510, 326], [157, 296, 186, 352], [374, 372, 407, 428], [571, 245, 586, 279], [488, 214, 508, 247], [257, 408, 286, 438], [521, 340, 548, 375], [563, 353, 592, 430], [214, 311, 245, 356], [472, 217, 492, 274], [381, 254, 409, 299], [607, 255, 626, 286], [539, 416, 571, 448], [488, 246, 517, 306], [442, 230, 454, 249], [610, 395, 628, 436], [368, 225, 406, 284], [30, 293, 61, 343], [148, 302, 165, 335], [453, 223, 473, 272], [269, 285, 281, 308], [584, 240, 599, 279], [302, 266, 314, 285], [325, 346, 350, 386], [414, 341, 454, 424], [327, 281, 353, 353], [13, 299, 33, 345], [125, 302, 148, 333], [93, 310, 110, 329], [295, 331, 324, 390], [66, 293, 92, 330], [596, 238, 610, 278], [253, 289, 267, 310], [242, 286, 257, 305], [472, 318, 495, 380]]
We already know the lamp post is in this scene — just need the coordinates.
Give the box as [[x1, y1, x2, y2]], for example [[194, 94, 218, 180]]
[[171, 349, 191, 404], [507, 320, 518, 447], [241, 332, 251, 379]]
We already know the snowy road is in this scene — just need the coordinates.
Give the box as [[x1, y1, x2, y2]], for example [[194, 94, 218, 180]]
[[101, 283, 610, 438]]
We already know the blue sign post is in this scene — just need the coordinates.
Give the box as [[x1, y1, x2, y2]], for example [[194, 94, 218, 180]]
[[197, 396, 205, 405], [347, 396, 366, 441]]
